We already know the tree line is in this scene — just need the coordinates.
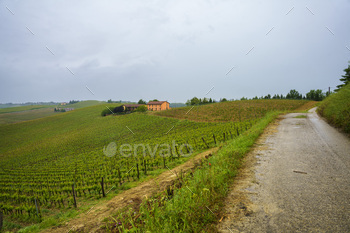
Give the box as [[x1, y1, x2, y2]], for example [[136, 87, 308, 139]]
[[186, 89, 328, 106]]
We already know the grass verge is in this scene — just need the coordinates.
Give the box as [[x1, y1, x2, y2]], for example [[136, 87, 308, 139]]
[[317, 83, 350, 134], [104, 111, 281, 232]]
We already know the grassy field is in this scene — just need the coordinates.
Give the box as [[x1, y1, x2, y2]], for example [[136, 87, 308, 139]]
[[0, 108, 61, 124], [0, 105, 55, 114], [0, 101, 105, 125], [317, 84, 350, 133], [0, 100, 309, 232], [62, 100, 105, 109], [105, 111, 281, 232], [152, 99, 309, 122]]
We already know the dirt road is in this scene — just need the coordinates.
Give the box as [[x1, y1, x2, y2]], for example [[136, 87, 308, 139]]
[[218, 108, 350, 232]]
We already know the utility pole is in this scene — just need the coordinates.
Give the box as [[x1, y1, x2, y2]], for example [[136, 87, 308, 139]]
[[328, 87, 331, 96]]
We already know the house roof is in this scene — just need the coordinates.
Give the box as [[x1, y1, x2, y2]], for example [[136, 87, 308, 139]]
[[147, 101, 169, 105]]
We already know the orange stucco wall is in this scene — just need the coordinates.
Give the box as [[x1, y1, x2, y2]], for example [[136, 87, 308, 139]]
[[147, 102, 170, 111]]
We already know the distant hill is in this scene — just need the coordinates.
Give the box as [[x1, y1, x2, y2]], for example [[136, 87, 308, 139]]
[[64, 100, 105, 108], [0, 102, 58, 109], [0, 101, 105, 124], [0, 105, 55, 114]]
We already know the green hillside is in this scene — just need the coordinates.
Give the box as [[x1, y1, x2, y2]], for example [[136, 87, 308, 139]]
[[0, 105, 54, 114], [153, 99, 308, 122], [64, 100, 105, 109], [0, 100, 309, 231], [317, 84, 350, 133], [0, 101, 105, 125]]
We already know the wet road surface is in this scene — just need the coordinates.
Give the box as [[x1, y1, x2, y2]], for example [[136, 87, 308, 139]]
[[218, 108, 350, 233]]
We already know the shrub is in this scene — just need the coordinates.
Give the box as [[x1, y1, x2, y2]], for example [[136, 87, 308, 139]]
[[101, 108, 112, 116], [135, 105, 147, 112]]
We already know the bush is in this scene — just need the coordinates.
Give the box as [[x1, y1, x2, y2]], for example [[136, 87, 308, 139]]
[[101, 108, 112, 116], [135, 105, 147, 112]]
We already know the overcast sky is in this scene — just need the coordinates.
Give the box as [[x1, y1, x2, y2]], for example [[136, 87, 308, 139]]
[[1, 0, 349, 103]]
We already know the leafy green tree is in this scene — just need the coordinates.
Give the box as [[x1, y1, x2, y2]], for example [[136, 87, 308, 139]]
[[335, 62, 350, 91], [138, 99, 146, 104], [69, 100, 80, 104], [202, 98, 209, 104], [107, 99, 113, 103], [189, 97, 200, 105], [209, 98, 213, 103], [136, 105, 148, 112], [286, 89, 302, 99], [220, 98, 227, 102], [264, 94, 271, 99], [306, 89, 325, 101]]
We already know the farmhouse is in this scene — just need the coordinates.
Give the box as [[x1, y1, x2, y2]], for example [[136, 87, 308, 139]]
[[147, 101, 170, 111]]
